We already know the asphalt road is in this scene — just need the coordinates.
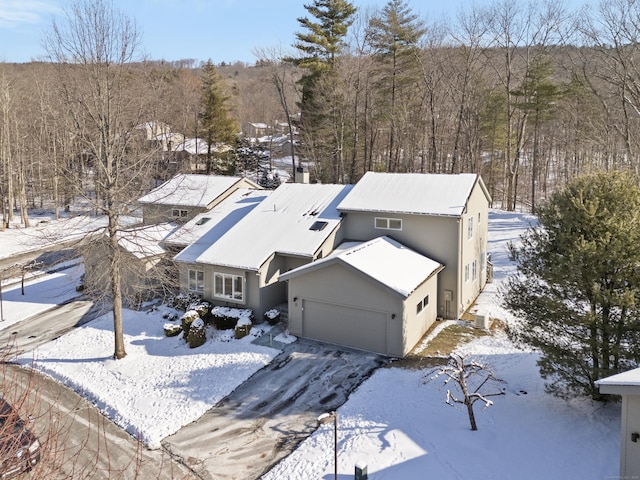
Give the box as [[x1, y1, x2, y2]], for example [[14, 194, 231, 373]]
[[6, 363, 196, 480], [0, 300, 101, 356], [163, 338, 387, 480]]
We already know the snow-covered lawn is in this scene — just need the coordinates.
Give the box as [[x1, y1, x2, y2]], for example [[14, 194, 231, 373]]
[[2, 209, 622, 478], [20, 307, 280, 448]]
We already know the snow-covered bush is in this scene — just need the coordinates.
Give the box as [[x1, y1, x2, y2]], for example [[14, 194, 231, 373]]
[[181, 309, 200, 338], [187, 317, 206, 348], [163, 323, 182, 337], [212, 306, 254, 330], [193, 301, 213, 324], [264, 308, 280, 325], [167, 293, 202, 311]]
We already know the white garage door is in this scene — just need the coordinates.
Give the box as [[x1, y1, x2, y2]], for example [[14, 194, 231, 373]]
[[302, 299, 389, 354]]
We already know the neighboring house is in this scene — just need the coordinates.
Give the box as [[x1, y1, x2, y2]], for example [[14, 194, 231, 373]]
[[137, 174, 261, 224], [597, 369, 640, 479], [336, 172, 491, 320], [84, 223, 177, 303], [173, 183, 353, 316], [243, 122, 270, 138], [280, 236, 443, 357]]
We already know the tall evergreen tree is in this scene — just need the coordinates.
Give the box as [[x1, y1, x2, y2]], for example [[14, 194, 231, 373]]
[[200, 61, 239, 175], [292, 0, 357, 103], [367, 0, 425, 172], [291, 0, 357, 183], [503, 171, 640, 400]]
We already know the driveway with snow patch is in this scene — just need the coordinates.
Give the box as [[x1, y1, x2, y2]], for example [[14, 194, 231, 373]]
[[163, 337, 387, 480]]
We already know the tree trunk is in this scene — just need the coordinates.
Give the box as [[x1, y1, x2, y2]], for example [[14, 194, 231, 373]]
[[108, 210, 126, 360]]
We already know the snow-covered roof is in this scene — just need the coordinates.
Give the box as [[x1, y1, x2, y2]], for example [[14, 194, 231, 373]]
[[189, 183, 353, 271], [169, 189, 271, 261], [117, 223, 177, 259], [280, 236, 443, 297], [596, 368, 640, 394], [337, 172, 482, 217], [138, 174, 249, 207]]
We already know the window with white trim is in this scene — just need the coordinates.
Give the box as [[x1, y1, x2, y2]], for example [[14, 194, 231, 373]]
[[188, 269, 204, 293], [472, 260, 478, 281], [416, 294, 430, 315], [214, 272, 244, 301], [465, 264, 470, 282], [375, 217, 402, 230], [468, 215, 474, 239]]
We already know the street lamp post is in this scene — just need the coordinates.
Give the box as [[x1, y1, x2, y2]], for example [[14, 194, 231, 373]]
[[318, 411, 338, 480]]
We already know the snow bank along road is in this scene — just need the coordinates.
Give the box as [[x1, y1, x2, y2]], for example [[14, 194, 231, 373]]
[[163, 338, 387, 480]]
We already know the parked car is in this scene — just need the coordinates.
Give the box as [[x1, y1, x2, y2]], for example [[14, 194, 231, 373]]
[[0, 399, 41, 478]]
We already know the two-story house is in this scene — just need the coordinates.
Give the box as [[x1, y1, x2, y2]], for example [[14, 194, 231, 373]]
[[335, 171, 490, 319], [170, 172, 490, 356]]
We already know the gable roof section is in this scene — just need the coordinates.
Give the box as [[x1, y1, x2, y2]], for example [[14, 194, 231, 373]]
[[189, 183, 353, 271], [116, 223, 177, 259], [337, 172, 486, 217], [169, 189, 271, 262], [137, 174, 259, 208], [280, 236, 443, 298]]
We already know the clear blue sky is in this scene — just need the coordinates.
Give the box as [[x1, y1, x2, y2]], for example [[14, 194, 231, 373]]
[[0, 0, 588, 65]]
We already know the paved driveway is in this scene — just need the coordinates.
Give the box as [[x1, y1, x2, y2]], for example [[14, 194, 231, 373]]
[[163, 337, 387, 480]]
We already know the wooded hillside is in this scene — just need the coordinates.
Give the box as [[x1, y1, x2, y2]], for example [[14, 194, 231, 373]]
[[2, 0, 640, 225]]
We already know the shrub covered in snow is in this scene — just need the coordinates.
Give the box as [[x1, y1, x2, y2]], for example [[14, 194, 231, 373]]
[[186, 317, 206, 348], [212, 306, 254, 330], [163, 323, 182, 337], [167, 293, 202, 311], [181, 309, 200, 338], [264, 308, 280, 325], [194, 301, 213, 323]]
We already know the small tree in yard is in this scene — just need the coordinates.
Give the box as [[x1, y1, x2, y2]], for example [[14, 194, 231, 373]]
[[502, 171, 640, 401], [429, 353, 506, 431]]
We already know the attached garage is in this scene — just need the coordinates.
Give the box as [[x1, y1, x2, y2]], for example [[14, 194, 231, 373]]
[[280, 236, 443, 357], [302, 300, 390, 354]]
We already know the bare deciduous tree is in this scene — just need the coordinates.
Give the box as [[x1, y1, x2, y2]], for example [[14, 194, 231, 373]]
[[44, 0, 154, 359], [428, 353, 506, 431]]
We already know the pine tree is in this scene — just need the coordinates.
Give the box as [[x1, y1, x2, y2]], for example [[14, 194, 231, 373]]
[[200, 61, 239, 175], [366, 0, 426, 172], [291, 0, 357, 102], [290, 0, 357, 183], [503, 171, 640, 400]]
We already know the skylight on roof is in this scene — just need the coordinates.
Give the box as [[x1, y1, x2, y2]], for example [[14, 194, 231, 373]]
[[309, 221, 328, 231], [195, 217, 211, 226]]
